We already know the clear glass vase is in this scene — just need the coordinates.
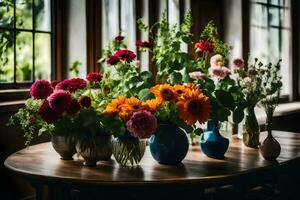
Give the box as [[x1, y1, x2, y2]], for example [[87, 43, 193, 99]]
[[243, 106, 260, 148], [112, 137, 146, 167]]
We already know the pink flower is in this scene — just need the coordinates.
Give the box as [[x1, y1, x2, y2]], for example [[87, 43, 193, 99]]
[[126, 110, 157, 139], [86, 72, 102, 83], [232, 58, 244, 70], [114, 49, 136, 63], [210, 66, 231, 80], [38, 100, 61, 123], [47, 90, 72, 113], [115, 35, 124, 41], [50, 80, 60, 88], [67, 99, 81, 115], [210, 54, 223, 68], [189, 71, 206, 80], [195, 41, 214, 53], [79, 96, 91, 108], [136, 41, 151, 48], [56, 78, 87, 93], [30, 80, 53, 99], [106, 55, 120, 65]]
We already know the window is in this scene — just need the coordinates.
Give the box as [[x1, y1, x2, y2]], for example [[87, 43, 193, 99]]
[[0, 0, 52, 89], [250, 0, 292, 97]]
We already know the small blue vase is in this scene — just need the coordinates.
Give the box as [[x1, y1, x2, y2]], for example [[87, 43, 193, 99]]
[[149, 123, 189, 165], [200, 120, 229, 159]]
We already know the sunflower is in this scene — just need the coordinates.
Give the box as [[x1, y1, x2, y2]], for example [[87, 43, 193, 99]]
[[104, 96, 126, 114], [119, 97, 144, 120], [173, 84, 190, 100], [150, 84, 175, 102], [144, 98, 163, 113], [185, 83, 202, 92], [177, 89, 211, 125]]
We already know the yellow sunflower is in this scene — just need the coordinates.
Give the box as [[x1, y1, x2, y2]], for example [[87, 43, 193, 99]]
[[150, 84, 175, 102], [104, 96, 126, 114], [144, 98, 163, 113], [185, 83, 202, 93], [119, 97, 144, 120], [177, 89, 211, 125]]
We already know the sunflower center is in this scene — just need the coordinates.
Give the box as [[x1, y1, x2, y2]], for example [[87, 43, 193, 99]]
[[187, 100, 202, 115], [160, 89, 173, 101], [176, 89, 183, 95], [133, 105, 140, 110]]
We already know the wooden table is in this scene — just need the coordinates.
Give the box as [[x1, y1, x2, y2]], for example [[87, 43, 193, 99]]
[[4, 131, 300, 200]]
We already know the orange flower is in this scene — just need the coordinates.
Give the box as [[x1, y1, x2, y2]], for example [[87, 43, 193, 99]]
[[177, 89, 211, 125], [119, 97, 145, 121], [173, 84, 190, 100], [185, 83, 202, 92], [144, 98, 163, 113], [104, 96, 126, 114], [150, 84, 175, 102]]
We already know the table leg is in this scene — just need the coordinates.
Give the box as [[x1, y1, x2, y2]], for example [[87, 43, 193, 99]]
[[31, 182, 44, 200], [48, 184, 72, 200]]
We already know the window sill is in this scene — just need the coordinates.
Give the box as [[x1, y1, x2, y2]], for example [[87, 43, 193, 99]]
[[0, 89, 30, 103], [256, 102, 300, 125]]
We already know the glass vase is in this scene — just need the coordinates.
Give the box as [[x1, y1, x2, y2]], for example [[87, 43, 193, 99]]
[[243, 105, 260, 148], [112, 137, 146, 167]]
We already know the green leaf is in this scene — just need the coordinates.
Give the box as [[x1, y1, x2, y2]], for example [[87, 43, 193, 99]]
[[233, 108, 244, 124], [217, 107, 231, 122], [138, 88, 154, 101], [215, 90, 235, 110], [168, 72, 182, 84], [194, 128, 203, 136]]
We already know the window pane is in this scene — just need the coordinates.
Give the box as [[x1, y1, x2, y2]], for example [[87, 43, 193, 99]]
[[16, 31, 33, 82], [102, 0, 119, 47], [121, 0, 135, 51], [251, 4, 268, 27], [269, 7, 279, 26], [0, 0, 14, 28], [35, 33, 51, 80], [0, 30, 14, 82], [16, 0, 33, 29], [35, 0, 51, 31]]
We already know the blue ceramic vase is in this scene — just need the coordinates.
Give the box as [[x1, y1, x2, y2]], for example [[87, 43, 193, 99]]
[[200, 120, 229, 159], [149, 123, 189, 165]]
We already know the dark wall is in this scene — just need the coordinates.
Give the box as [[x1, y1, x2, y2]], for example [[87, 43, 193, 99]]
[[0, 104, 50, 200]]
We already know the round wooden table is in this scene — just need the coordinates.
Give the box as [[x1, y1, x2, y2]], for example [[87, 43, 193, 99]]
[[4, 131, 300, 200]]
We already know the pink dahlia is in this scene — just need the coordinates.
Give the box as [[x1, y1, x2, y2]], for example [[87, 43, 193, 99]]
[[189, 71, 206, 80], [56, 78, 87, 93], [79, 96, 91, 108], [114, 49, 136, 63], [67, 99, 81, 115], [47, 90, 72, 113], [210, 54, 223, 68], [38, 100, 61, 123], [86, 72, 102, 83], [107, 55, 120, 65], [195, 41, 214, 53], [126, 110, 157, 139], [115, 35, 124, 41], [210, 66, 231, 80], [50, 80, 60, 88], [30, 80, 53, 99], [136, 41, 151, 48]]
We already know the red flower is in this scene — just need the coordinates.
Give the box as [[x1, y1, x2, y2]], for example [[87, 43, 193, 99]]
[[195, 41, 214, 53], [48, 90, 72, 113], [86, 72, 102, 83], [38, 100, 61, 123], [56, 78, 87, 93], [79, 96, 91, 108], [107, 55, 120, 65], [114, 49, 136, 63], [30, 80, 53, 99], [67, 99, 81, 115], [50, 80, 60, 88], [136, 41, 151, 48], [115, 35, 124, 41]]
